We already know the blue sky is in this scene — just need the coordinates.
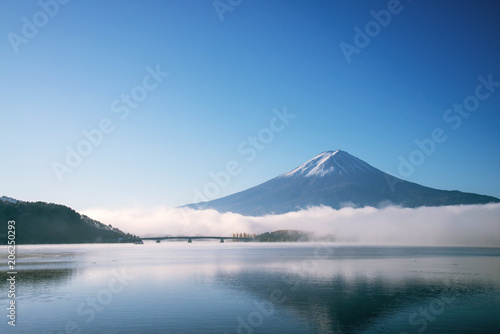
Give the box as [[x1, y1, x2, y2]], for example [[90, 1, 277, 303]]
[[1, 0, 500, 212]]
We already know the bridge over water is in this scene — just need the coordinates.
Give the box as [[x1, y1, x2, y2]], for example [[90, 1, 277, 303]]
[[141, 236, 253, 243]]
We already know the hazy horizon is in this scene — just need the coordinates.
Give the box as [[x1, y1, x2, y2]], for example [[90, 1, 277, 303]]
[[3, 2, 500, 332], [80, 203, 500, 247]]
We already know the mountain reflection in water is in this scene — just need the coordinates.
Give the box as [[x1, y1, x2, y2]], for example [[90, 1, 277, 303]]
[[0, 243, 499, 333]]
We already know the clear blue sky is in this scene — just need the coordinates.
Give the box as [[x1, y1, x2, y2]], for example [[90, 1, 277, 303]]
[[1, 0, 499, 212]]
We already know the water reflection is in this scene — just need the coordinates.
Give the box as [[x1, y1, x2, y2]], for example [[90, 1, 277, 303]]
[[214, 247, 500, 333], [0, 268, 75, 307], [0, 244, 499, 333]]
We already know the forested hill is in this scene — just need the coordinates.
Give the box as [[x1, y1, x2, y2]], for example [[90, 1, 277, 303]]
[[0, 199, 138, 244]]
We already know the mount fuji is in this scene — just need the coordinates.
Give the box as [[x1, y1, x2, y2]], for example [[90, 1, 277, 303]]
[[185, 150, 499, 216]]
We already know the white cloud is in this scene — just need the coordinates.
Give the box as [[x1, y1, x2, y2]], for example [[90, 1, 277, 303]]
[[82, 203, 500, 247]]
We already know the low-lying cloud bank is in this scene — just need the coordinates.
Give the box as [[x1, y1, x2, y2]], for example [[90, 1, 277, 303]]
[[82, 203, 500, 247]]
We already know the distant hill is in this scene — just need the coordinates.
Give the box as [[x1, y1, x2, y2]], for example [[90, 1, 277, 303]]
[[0, 198, 138, 244], [256, 230, 313, 242], [185, 150, 500, 216]]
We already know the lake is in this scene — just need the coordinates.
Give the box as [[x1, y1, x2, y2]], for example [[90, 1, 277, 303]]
[[1, 242, 500, 333]]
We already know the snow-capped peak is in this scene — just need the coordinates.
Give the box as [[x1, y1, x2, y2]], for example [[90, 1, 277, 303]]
[[282, 150, 376, 178]]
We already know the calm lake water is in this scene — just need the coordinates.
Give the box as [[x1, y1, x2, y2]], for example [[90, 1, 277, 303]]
[[1, 242, 500, 333]]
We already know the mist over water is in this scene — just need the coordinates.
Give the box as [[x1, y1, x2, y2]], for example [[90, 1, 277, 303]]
[[83, 203, 500, 247], [3, 243, 500, 333]]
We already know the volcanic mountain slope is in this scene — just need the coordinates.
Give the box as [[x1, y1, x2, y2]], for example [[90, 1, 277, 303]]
[[185, 150, 500, 216]]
